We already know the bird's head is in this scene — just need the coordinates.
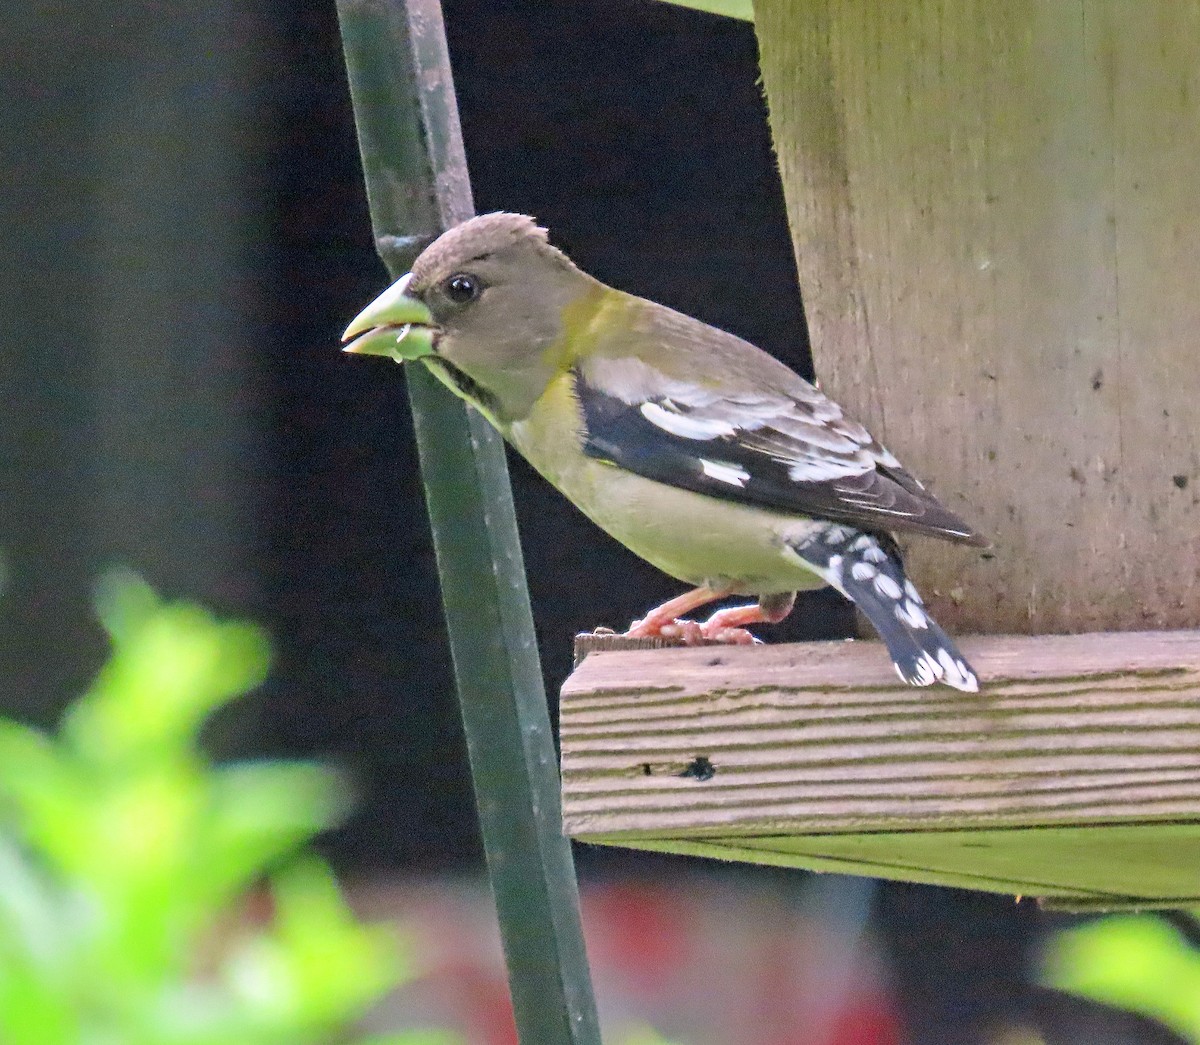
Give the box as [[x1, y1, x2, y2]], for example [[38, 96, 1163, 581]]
[[342, 212, 599, 419]]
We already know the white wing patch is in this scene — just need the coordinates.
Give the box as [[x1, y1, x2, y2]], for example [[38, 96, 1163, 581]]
[[699, 459, 750, 487], [786, 457, 867, 482], [639, 401, 737, 440]]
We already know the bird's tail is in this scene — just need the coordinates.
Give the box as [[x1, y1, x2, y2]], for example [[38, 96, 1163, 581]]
[[787, 524, 979, 692]]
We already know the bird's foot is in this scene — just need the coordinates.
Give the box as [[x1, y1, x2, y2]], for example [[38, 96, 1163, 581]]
[[623, 585, 731, 642], [623, 617, 759, 645], [623, 589, 795, 646], [690, 594, 795, 646], [649, 618, 704, 644], [625, 614, 706, 643], [695, 623, 761, 645]]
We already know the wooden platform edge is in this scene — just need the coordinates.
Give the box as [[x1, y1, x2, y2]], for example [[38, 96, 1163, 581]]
[[576, 832, 1200, 912], [560, 630, 1200, 905]]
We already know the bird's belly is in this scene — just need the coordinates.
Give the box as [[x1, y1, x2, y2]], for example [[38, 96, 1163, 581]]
[[507, 400, 826, 594], [569, 464, 827, 594]]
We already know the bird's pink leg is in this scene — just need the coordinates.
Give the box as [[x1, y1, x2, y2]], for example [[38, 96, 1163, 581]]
[[625, 589, 797, 646], [699, 592, 797, 645], [625, 585, 731, 643]]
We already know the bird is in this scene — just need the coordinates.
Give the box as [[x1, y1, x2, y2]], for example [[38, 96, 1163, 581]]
[[342, 212, 987, 691]]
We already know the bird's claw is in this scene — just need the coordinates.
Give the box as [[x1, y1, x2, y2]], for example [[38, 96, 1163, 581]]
[[656, 619, 705, 644], [628, 618, 761, 646], [702, 626, 762, 646]]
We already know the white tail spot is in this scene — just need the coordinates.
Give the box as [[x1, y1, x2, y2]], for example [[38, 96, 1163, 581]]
[[873, 573, 903, 600]]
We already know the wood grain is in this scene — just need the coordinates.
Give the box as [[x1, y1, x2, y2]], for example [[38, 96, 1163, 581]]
[[561, 633, 1200, 903], [752, 1, 1200, 635]]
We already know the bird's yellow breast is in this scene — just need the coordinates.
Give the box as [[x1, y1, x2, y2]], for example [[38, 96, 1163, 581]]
[[503, 373, 825, 594]]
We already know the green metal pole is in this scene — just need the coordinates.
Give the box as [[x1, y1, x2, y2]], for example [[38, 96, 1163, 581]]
[[334, 2, 602, 1043]]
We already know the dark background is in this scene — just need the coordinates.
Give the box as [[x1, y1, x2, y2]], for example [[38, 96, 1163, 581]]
[[5, 1, 1159, 1042]]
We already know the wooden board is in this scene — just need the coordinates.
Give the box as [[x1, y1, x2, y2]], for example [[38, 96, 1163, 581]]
[[752, 1, 1200, 636], [560, 631, 1200, 907]]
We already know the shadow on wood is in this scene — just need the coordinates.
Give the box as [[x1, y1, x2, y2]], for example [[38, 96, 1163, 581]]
[[561, 632, 1200, 910]]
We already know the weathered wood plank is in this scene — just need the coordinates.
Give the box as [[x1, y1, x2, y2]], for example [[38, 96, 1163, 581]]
[[561, 632, 1200, 904], [752, 1, 1200, 636]]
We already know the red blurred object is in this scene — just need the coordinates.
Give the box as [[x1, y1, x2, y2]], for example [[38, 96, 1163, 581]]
[[586, 881, 693, 995], [354, 877, 899, 1045]]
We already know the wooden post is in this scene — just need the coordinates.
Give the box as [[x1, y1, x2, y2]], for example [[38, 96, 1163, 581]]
[[752, 1, 1200, 636]]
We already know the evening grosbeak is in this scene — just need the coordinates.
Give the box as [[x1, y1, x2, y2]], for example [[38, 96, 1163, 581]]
[[343, 213, 987, 691]]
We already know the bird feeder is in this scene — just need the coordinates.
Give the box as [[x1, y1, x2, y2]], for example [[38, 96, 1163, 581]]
[[560, 2, 1200, 909]]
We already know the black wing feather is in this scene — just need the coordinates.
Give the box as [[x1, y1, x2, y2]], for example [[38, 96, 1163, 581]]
[[574, 367, 985, 546]]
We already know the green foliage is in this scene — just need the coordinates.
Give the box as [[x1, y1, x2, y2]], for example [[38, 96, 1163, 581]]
[[1042, 914, 1200, 1044], [0, 571, 458, 1045]]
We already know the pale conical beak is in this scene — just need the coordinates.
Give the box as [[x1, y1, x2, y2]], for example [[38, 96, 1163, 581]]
[[341, 273, 438, 362]]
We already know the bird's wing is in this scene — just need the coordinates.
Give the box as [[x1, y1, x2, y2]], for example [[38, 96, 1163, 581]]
[[574, 354, 985, 545]]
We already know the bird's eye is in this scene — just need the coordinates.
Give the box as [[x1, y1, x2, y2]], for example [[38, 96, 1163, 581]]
[[444, 273, 480, 304]]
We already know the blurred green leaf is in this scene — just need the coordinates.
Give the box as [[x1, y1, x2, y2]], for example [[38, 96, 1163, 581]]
[[0, 838, 80, 1045], [265, 859, 406, 1027], [0, 572, 429, 1045], [67, 581, 270, 765], [0, 721, 75, 828], [93, 567, 162, 641], [201, 761, 349, 902], [0, 838, 61, 964], [1042, 915, 1200, 1043]]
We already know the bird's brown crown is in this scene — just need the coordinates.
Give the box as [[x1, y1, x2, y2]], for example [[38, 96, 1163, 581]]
[[410, 212, 572, 289]]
